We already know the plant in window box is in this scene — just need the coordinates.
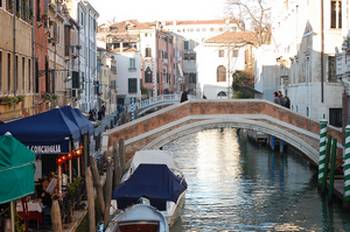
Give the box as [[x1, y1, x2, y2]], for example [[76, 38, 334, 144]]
[[0, 96, 25, 106], [43, 93, 58, 102]]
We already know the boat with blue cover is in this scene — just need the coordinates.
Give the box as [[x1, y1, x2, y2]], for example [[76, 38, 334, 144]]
[[112, 153, 187, 227]]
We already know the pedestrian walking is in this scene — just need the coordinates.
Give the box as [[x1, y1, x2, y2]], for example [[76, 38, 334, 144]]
[[180, 90, 188, 103]]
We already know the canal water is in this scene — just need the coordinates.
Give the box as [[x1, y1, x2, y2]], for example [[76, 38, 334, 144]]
[[162, 128, 350, 232]]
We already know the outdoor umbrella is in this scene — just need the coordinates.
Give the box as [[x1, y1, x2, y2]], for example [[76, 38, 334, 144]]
[[0, 134, 35, 231]]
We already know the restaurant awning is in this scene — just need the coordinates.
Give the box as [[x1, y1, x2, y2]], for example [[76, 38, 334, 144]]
[[0, 109, 80, 154], [0, 135, 35, 204], [60, 106, 94, 135]]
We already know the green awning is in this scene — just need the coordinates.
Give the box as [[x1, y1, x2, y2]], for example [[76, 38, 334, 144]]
[[0, 135, 35, 204]]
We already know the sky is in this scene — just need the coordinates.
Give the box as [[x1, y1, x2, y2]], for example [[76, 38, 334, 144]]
[[89, 0, 227, 23]]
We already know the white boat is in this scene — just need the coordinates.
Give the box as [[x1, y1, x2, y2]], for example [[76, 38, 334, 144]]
[[121, 150, 183, 182], [105, 202, 169, 232], [113, 150, 187, 227]]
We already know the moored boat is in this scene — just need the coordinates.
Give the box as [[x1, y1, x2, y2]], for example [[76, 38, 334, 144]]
[[121, 150, 183, 182], [113, 151, 187, 227], [105, 202, 169, 232]]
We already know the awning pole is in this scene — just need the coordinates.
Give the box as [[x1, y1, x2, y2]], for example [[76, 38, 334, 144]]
[[69, 142, 72, 183], [10, 201, 15, 232], [58, 165, 62, 195], [77, 156, 81, 178]]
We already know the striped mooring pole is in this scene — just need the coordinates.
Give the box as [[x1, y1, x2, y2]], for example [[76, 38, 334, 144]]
[[344, 125, 350, 203], [318, 119, 328, 185]]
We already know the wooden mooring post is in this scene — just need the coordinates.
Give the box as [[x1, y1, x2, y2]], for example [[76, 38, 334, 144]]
[[90, 156, 105, 215], [118, 139, 125, 173], [113, 144, 122, 189], [51, 200, 63, 232], [104, 154, 113, 226], [318, 119, 328, 186], [321, 136, 332, 193], [86, 167, 96, 232], [344, 125, 350, 206], [328, 138, 338, 201]]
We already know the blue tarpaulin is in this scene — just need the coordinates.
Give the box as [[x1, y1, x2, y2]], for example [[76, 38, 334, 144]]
[[60, 106, 94, 135], [0, 108, 80, 154], [112, 164, 187, 210]]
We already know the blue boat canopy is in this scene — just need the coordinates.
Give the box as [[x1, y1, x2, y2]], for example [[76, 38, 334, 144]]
[[0, 108, 80, 154], [60, 106, 94, 135], [112, 164, 187, 211]]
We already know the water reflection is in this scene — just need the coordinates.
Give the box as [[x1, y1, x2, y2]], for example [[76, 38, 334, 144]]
[[163, 128, 350, 232]]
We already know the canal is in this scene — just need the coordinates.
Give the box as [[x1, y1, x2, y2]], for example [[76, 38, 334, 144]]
[[162, 128, 350, 232]]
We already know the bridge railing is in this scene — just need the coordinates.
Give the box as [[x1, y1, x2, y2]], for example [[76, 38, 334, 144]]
[[138, 94, 181, 110]]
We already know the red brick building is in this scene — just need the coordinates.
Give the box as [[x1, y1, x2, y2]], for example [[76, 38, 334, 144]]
[[34, 0, 49, 110]]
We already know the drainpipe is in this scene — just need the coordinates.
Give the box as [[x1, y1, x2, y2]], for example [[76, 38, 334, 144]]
[[13, 0, 17, 96], [32, 0, 36, 113], [321, 0, 325, 103]]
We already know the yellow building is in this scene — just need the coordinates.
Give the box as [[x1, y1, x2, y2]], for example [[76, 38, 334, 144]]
[[0, 0, 35, 121]]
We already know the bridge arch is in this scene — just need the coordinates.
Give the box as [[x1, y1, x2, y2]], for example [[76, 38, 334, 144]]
[[143, 118, 318, 164], [106, 100, 343, 166]]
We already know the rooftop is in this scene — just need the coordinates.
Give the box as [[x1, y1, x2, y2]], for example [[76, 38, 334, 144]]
[[205, 31, 257, 45]]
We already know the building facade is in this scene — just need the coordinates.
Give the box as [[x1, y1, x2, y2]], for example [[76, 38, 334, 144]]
[[197, 31, 256, 99], [261, 0, 344, 126], [164, 19, 241, 95], [0, 0, 35, 121], [336, 0, 350, 127], [33, 0, 49, 112], [97, 47, 117, 114]]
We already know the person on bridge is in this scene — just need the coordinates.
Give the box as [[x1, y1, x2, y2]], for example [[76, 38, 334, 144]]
[[273, 91, 281, 105], [180, 90, 188, 103]]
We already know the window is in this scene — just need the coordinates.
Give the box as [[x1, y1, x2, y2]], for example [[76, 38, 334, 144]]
[[28, 0, 33, 21], [21, 0, 26, 20], [145, 67, 152, 83], [184, 41, 189, 50], [331, 0, 342, 29], [15, 55, 18, 93], [219, 50, 224, 57], [232, 49, 239, 57], [6, 0, 12, 13], [15, 0, 20, 16], [129, 58, 136, 70], [189, 73, 196, 84], [80, 12, 84, 26], [128, 78, 137, 93], [217, 65, 226, 82], [7, 54, 11, 94], [22, 57, 25, 93], [329, 108, 342, 127], [145, 47, 152, 58], [328, 56, 336, 82], [35, 58, 39, 93], [36, 0, 40, 21], [28, 59, 31, 92], [64, 25, 71, 56]]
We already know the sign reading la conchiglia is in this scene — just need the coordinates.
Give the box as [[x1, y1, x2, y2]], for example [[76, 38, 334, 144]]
[[28, 145, 62, 154]]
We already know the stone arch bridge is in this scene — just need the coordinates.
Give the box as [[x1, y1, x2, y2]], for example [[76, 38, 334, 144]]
[[104, 100, 343, 165]]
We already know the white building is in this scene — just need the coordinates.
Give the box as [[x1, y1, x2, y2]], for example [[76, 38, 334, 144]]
[[197, 31, 255, 99], [65, 0, 99, 112], [114, 52, 142, 106], [336, 0, 350, 126], [164, 19, 241, 95], [263, 0, 344, 126]]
